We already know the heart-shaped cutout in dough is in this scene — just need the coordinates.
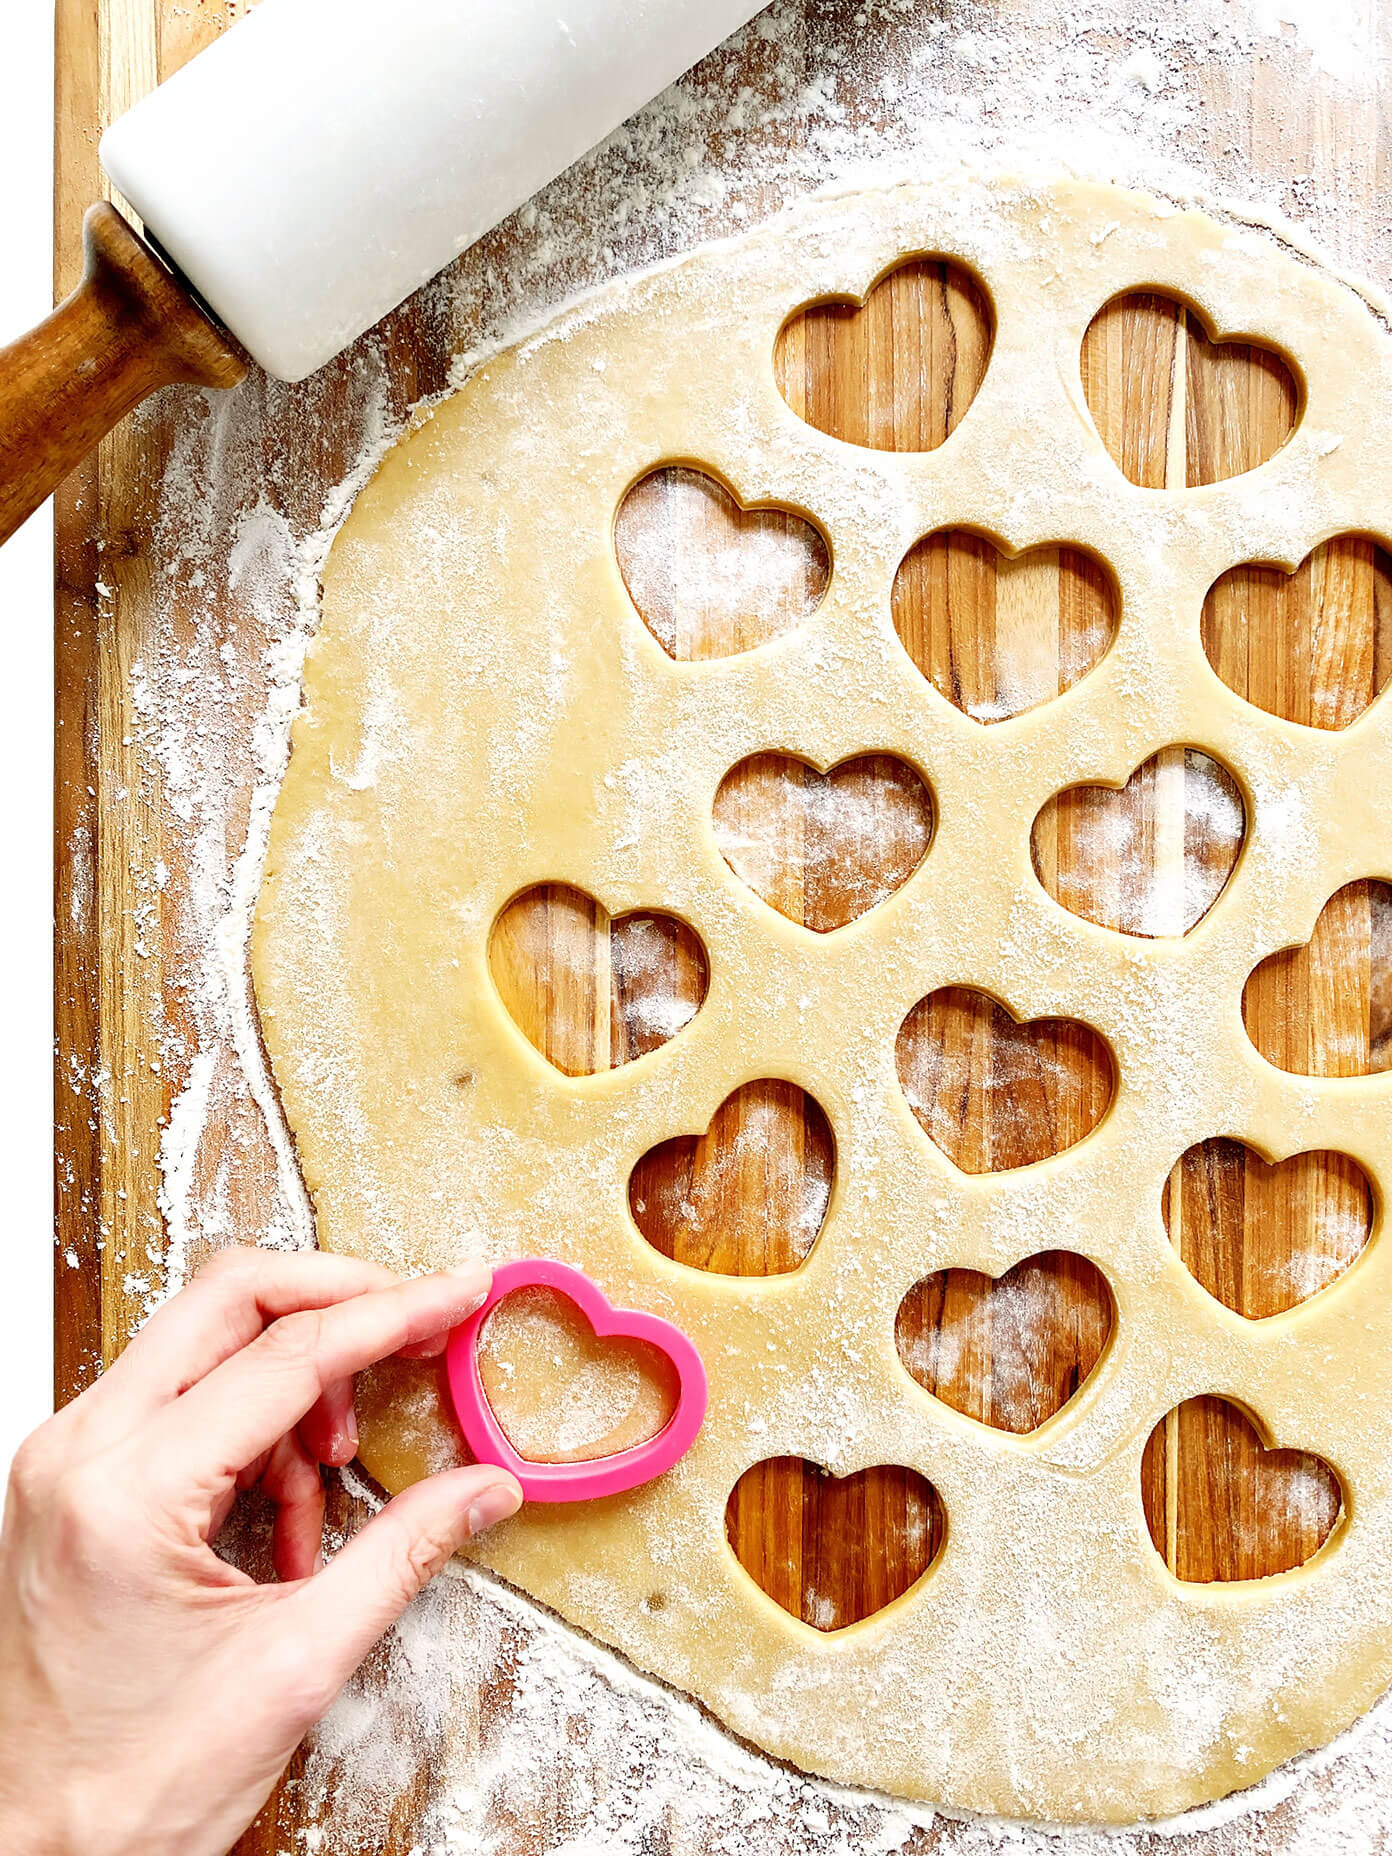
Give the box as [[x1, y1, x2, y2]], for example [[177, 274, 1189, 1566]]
[[1202, 535, 1392, 731], [1031, 746, 1246, 939], [490, 882, 708, 1075], [447, 1260, 707, 1502], [629, 1078, 834, 1275], [1081, 290, 1300, 488], [1243, 878, 1392, 1077], [1141, 1395, 1343, 1582], [713, 751, 933, 931], [614, 465, 830, 660], [725, 1456, 946, 1630], [896, 987, 1114, 1174], [891, 528, 1118, 723], [775, 256, 994, 452], [895, 1250, 1114, 1433], [1164, 1139, 1375, 1318]]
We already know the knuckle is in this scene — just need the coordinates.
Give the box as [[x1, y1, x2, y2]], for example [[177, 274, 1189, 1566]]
[[198, 1244, 259, 1286], [7, 1442, 150, 1589], [384, 1514, 456, 1603], [275, 1450, 324, 1505], [259, 1637, 342, 1725], [200, 1247, 257, 1291], [7, 1429, 57, 1504], [44, 1467, 115, 1566], [261, 1307, 326, 1371]]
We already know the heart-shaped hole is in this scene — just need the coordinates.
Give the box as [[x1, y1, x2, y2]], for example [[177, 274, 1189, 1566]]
[[1202, 535, 1392, 731], [1081, 290, 1300, 488], [712, 752, 933, 932], [614, 466, 830, 660], [1164, 1139, 1375, 1317], [1141, 1396, 1343, 1581], [477, 1285, 679, 1464], [1243, 878, 1392, 1077], [490, 883, 708, 1075], [775, 257, 994, 452], [896, 987, 1114, 1174], [894, 1251, 1114, 1433], [1030, 746, 1246, 938], [725, 1457, 946, 1630], [891, 529, 1118, 723], [629, 1078, 834, 1275]]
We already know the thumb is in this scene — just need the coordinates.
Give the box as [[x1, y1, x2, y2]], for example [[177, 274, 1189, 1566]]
[[286, 1465, 523, 1691]]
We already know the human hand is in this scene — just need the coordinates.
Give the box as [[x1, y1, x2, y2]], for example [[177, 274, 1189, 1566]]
[[0, 1248, 522, 1856]]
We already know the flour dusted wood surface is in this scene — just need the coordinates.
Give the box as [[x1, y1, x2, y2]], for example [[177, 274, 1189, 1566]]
[[55, 0, 1392, 1848]]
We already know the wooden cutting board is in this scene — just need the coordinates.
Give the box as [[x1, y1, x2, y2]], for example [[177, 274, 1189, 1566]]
[[53, 1, 1392, 1848]]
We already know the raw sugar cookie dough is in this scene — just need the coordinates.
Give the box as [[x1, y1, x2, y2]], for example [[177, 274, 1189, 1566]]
[[253, 178, 1392, 1824]]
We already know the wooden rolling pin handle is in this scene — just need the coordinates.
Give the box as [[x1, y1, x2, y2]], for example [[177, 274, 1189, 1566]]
[[0, 201, 247, 546]]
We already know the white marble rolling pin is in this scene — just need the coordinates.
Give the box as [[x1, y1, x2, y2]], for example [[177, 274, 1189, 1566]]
[[0, 0, 769, 544]]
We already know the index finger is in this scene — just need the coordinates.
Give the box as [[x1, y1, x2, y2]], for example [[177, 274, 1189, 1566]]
[[100, 1248, 403, 1420], [145, 1263, 491, 1488]]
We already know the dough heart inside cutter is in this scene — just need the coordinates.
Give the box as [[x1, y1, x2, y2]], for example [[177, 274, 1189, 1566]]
[[446, 1260, 708, 1501]]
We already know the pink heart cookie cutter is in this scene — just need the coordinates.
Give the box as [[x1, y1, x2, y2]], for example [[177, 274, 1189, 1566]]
[[445, 1258, 708, 1503]]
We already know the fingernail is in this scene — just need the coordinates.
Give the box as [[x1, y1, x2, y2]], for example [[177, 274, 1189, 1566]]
[[314, 1549, 326, 1575], [466, 1480, 522, 1535], [345, 1405, 359, 1450], [445, 1263, 490, 1311]]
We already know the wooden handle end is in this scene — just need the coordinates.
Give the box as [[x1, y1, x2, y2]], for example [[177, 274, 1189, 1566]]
[[0, 201, 248, 546], [80, 202, 247, 392]]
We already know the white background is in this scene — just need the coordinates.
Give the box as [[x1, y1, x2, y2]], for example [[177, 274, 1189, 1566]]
[[1, 1, 58, 1477]]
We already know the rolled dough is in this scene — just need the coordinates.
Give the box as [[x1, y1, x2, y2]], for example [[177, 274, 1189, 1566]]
[[253, 177, 1392, 1823]]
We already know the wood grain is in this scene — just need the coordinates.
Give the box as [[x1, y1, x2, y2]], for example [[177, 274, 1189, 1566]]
[[1202, 535, 1392, 731], [1030, 746, 1246, 939], [1163, 1139, 1374, 1321], [1080, 291, 1299, 488], [774, 257, 993, 452], [1142, 1140, 1369, 1579], [712, 750, 934, 930], [894, 1252, 1114, 1434], [615, 465, 830, 659], [894, 988, 1115, 1175], [489, 884, 708, 1075], [52, 10, 468, 1851], [724, 1458, 946, 1632], [1080, 293, 1367, 1582], [629, 1079, 834, 1275], [891, 531, 1117, 723], [1140, 1398, 1343, 1583], [0, 201, 244, 545], [1243, 878, 1392, 1077]]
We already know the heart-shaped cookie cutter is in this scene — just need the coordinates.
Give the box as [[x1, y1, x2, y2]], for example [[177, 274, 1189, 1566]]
[[445, 1258, 708, 1502]]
